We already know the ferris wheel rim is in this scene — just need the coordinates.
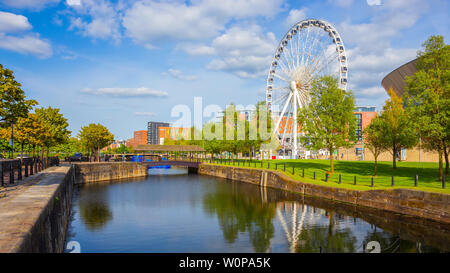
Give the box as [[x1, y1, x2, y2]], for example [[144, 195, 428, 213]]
[[265, 18, 348, 112]]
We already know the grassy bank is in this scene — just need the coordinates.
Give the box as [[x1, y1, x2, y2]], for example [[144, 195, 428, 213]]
[[207, 159, 449, 194]]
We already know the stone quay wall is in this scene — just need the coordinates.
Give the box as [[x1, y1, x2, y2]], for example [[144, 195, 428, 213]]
[[0, 166, 74, 253], [0, 162, 149, 253], [198, 164, 450, 224], [73, 162, 148, 184]]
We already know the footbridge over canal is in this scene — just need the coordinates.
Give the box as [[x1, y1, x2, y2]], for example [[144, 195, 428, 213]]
[[134, 144, 206, 173]]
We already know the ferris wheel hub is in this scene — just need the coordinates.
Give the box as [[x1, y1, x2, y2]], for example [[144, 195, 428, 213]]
[[290, 81, 297, 92]]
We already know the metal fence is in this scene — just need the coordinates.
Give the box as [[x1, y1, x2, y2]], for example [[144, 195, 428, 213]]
[[0, 156, 59, 186], [203, 158, 446, 190]]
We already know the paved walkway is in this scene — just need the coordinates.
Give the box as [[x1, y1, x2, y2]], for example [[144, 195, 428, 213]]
[[0, 166, 70, 252]]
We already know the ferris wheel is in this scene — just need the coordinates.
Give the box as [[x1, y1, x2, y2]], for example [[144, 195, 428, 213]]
[[266, 19, 348, 159]]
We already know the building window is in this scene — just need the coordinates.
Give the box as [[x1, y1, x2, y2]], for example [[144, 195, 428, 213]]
[[355, 148, 363, 155], [355, 113, 362, 141]]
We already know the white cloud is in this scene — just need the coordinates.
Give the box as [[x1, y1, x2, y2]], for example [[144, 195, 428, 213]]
[[134, 112, 156, 116], [367, 0, 382, 6], [0, 11, 32, 33], [122, 0, 283, 46], [0, 12, 52, 58], [67, 0, 122, 42], [358, 86, 386, 97], [178, 44, 216, 56], [337, 0, 428, 102], [0, 0, 59, 10], [329, 0, 354, 7], [190, 25, 277, 78], [0, 33, 52, 58], [284, 8, 307, 27], [66, 0, 81, 6], [164, 69, 198, 81], [81, 87, 168, 98], [348, 47, 417, 72]]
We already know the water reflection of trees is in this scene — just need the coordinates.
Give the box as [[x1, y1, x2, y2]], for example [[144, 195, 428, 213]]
[[78, 186, 113, 231], [202, 181, 277, 252]]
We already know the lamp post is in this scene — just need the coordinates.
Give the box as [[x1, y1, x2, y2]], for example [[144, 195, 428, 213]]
[[0, 118, 13, 159]]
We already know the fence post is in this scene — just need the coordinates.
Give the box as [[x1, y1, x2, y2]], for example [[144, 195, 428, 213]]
[[292, 167, 295, 175], [0, 162, 3, 186], [338, 174, 341, 184], [24, 160, 29, 177], [391, 176, 394, 186], [261, 161, 263, 168], [283, 164, 285, 172], [415, 174, 418, 187], [313, 172, 315, 180], [443, 175, 446, 189], [354, 176, 356, 185], [18, 160, 22, 180], [9, 162, 14, 184], [268, 162, 270, 169], [302, 169, 304, 178], [371, 177, 374, 187]]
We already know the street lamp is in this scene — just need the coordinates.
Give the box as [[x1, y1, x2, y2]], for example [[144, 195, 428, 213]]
[[0, 117, 13, 159]]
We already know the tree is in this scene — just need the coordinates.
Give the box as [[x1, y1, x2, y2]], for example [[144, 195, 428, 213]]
[[364, 117, 388, 176], [0, 64, 37, 157], [298, 76, 357, 172], [78, 123, 114, 161], [15, 113, 49, 158], [35, 107, 71, 159], [378, 88, 418, 169], [405, 35, 449, 178]]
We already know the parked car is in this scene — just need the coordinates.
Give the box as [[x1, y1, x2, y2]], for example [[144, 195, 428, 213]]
[[16, 154, 30, 159], [67, 153, 83, 162]]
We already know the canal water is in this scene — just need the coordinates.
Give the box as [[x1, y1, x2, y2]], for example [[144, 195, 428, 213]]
[[64, 168, 449, 253]]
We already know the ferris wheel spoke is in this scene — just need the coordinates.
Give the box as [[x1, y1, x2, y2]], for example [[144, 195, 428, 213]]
[[273, 73, 291, 83], [272, 90, 290, 104], [273, 92, 293, 135], [280, 99, 293, 147], [267, 19, 348, 143], [309, 53, 338, 80]]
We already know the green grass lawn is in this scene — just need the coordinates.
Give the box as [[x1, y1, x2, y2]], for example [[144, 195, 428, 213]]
[[207, 159, 449, 194]]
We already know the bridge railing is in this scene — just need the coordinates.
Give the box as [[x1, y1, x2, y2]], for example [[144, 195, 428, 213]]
[[0, 156, 59, 187]]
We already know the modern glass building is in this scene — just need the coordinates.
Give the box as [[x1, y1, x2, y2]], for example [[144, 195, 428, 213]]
[[147, 121, 169, 144]]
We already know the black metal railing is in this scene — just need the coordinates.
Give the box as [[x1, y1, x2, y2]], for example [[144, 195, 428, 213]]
[[0, 156, 59, 186]]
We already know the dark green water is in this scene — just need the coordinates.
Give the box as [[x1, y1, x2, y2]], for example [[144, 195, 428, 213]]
[[64, 168, 450, 253]]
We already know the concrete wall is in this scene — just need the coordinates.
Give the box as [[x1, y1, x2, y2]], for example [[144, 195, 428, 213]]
[[0, 166, 74, 253], [0, 162, 149, 253], [338, 146, 440, 162], [198, 164, 450, 224], [74, 162, 148, 184]]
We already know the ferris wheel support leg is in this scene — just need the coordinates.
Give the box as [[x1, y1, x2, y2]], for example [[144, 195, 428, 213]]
[[273, 92, 293, 135], [293, 91, 298, 160]]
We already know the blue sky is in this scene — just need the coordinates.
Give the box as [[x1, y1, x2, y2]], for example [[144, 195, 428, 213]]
[[0, 0, 448, 140]]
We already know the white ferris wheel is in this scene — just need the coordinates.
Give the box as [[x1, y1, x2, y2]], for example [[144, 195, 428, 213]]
[[266, 19, 348, 159]]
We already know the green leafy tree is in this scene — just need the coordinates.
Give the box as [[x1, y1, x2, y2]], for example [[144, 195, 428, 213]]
[[15, 113, 49, 158], [0, 64, 37, 157], [78, 123, 114, 161], [405, 35, 449, 178], [298, 76, 357, 172], [35, 107, 71, 159], [364, 117, 388, 176], [378, 88, 418, 169]]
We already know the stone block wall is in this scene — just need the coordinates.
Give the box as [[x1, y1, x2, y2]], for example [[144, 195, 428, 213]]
[[198, 164, 450, 224], [73, 162, 148, 184]]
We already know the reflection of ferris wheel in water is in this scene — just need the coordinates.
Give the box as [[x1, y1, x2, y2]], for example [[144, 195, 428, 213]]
[[266, 19, 348, 158]]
